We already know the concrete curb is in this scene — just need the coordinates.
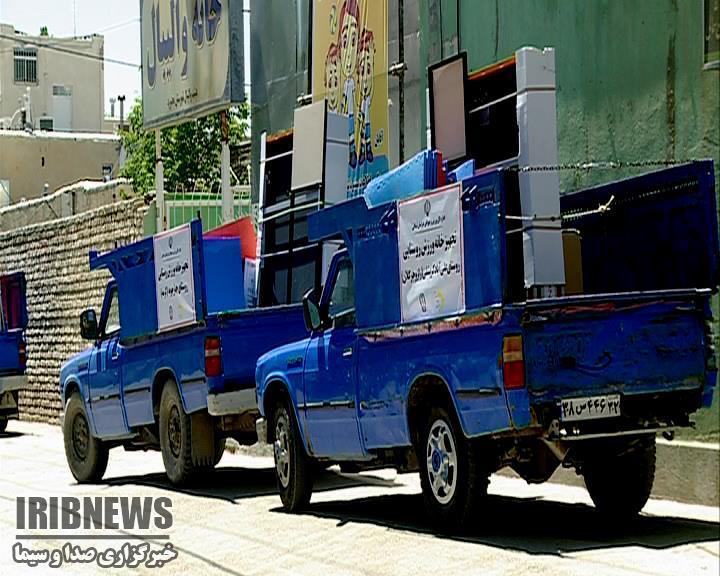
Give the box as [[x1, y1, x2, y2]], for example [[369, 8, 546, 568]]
[[503, 440, 720, 508]]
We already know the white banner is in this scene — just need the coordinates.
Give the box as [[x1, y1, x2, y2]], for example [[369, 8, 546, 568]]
[[398, 184, 465, 323], [154, 223, 197, 332]]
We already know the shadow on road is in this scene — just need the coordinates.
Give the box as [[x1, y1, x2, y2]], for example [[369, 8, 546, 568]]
[[103, 466, 399, 503], [286, 491, 720, 555], [0, 430, 26, 439]]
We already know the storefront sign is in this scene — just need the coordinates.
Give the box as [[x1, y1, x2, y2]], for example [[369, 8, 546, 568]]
[[140, 0, 245, 129]]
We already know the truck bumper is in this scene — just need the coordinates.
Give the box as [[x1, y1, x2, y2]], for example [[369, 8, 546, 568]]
[[0, 374, 28, 394], [0, 375, 27, 420], [256, 418, 268, 444], [207, 389, 257, 416]]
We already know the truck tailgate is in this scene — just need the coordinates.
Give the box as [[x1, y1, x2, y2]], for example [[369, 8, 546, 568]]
[[208, 304, 307, 393], [522, 290, 709, 405]]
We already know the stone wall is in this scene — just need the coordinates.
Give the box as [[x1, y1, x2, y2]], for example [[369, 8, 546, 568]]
[[0, 197, 149, 423]]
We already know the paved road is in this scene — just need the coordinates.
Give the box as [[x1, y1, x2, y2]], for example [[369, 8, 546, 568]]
[[1, 421, 718, 576]]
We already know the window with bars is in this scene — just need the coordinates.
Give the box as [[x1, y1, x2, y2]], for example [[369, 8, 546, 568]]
[[13, 47, 38, 84]]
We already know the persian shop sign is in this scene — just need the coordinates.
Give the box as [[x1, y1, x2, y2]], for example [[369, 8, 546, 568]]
[[140, 0, 244, 129]]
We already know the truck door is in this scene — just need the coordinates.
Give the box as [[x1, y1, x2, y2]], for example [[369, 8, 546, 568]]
[[303, 255, 364, 458], [88, 287, 127, 437]]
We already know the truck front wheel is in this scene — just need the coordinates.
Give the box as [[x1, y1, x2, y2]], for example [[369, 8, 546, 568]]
[[582, 435, 656, 520], [272, 400, 313, 511], [159, 382, 195, 485], [63, 393, 109, 483], [418, 406, 487, 531]]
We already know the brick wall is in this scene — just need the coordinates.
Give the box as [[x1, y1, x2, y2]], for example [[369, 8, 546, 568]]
[[0, 198, 148, 423]]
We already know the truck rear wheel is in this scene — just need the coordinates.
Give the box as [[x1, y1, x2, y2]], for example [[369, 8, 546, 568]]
[[159, 382, 195, 485], [272, 400, 313, 511], [214, 437, 226, 466], [63, 393, 109, 483], [583, 435, 656, 520], [0, 417, 7, 433], [418, 406, 488, 532]]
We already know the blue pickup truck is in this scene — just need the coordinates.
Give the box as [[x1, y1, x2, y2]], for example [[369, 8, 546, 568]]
[[256, 161, 718, 528], [0, 272, 28, 432], [60, 220, 307, 484]]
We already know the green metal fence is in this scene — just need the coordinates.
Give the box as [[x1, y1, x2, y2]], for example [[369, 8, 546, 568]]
[[165, 186, 254, 231]]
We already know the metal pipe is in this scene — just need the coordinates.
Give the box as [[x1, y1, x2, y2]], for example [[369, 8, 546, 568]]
[[398, 0, 405, 164]]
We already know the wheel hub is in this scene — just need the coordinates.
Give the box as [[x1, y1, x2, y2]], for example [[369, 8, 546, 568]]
[[425, 419, 458, 505], [274, 413, 291, 488], [72, 413, 89, 461], [167, 405, 182, 459]]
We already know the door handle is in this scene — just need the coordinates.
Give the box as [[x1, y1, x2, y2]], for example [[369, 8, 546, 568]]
[[111, 344, 120, 361], [342, 347, 353, 358]]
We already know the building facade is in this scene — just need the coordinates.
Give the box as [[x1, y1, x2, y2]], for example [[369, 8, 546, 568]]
[[0, 23, 105, 133], [250, 0, 719, 198], [0, 130, 121, 204]]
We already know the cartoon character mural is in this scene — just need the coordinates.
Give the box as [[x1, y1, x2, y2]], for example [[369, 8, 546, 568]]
[[313, 0, 388, 198], [339, 0, 360, 168], [325, 43, 340, 111], [357, 29, 375, 166]]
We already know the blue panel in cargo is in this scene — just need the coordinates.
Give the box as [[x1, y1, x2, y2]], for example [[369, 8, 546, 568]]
[[460, 172, 504, 310], [203, 237, 246, 314], [560, 161, 719, 294]]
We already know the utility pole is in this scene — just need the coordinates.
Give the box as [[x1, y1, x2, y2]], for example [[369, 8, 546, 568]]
[[155, 130, 165, 231], [220, 110, 233, 224]]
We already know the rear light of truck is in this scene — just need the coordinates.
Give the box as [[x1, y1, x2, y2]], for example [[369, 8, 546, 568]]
[[502, 335, 525, 390], [18, 341, 26, 367], [205, 337, 222, 377]]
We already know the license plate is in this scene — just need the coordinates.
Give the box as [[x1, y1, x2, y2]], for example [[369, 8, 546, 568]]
[[559, 394, 621, 422]]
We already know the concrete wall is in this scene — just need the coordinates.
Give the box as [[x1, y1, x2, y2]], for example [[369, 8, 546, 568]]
[[0, 23, 104, 132], [420, 0, 719, 195], [0, 198, 149, 423], [0, 129, 121, 203], [0, 179, 133, 232]]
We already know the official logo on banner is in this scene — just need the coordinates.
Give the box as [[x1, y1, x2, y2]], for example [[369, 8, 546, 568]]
[[397, 184, 465, 323]]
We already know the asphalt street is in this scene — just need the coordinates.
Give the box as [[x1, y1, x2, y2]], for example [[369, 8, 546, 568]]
[[1, 420, 718, 576]]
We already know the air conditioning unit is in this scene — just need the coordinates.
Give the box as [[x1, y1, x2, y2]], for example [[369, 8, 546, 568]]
[[38, 117, 54, 131]]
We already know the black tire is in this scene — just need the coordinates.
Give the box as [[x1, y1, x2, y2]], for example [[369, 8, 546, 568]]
[[583, 435, 656, 520], [214, 437, 227, 466], [272, 399, 313, 511], [418, 405, 488, 531], [0, 417, 8, 433], [63, 393, 109, 483], [159, 381, 195, 485]]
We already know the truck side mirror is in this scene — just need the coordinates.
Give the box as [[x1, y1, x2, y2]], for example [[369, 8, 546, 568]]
[[80, 309, 99, 340], [302, 289, 323, 332]]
